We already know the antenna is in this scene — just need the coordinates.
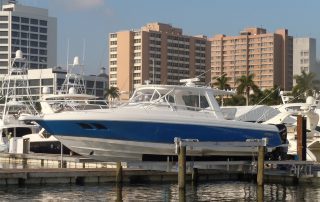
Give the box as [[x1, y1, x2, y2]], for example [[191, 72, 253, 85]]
[[66, 39, 70, 74], [82, 39, 86, 65]]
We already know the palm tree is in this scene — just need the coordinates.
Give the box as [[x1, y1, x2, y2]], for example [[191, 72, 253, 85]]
[[236, 74, 259, 106], [212, 73, 230, 106], [104, 86, 120, 105], [292, 71, 318, 98]]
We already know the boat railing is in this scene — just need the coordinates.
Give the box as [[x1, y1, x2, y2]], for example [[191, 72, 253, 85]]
[[122, 99, 215, 113], [38, 99, 108, 113]]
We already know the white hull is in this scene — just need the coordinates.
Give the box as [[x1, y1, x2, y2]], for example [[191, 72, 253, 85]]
[[57, 135, 269, 162]]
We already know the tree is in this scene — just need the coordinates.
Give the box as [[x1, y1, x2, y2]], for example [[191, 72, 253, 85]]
[[251, 86, 282, 106], [236, 74, 259, 106], [104, 86, 120, 105], [292, 71, 318, 99], [212, 74, 230, 106]]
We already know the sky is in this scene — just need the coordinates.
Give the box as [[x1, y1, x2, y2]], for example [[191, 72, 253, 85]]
[[17, 0, 320, 75]]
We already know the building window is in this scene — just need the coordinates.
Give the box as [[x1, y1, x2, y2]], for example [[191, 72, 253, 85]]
[[39, 35, 47, 40], [12, 23, 19, 29], [40, 20, 47, 26], [30, 19, 38, 25], [21, 32, 28, 38], [11, 16, 19, 22], [39, 49, 47, 55], [12, 31, 19, 37], [21, 17, 29, 24], [29, 79, 40, 86], [30, 41, 38, 47], [0, 23, 8, 29], [39, 42, 47, 48], [12, 39, 19, 45], [110, 33, 117, 38], [96, 81, 103, 88], [0, 31, 7, 36], [41, 79, 53, 85], [30, 26, 38, 32], [0, 54, 7, 59], [0, 16, 8, 21], [0, 46, 8, 51], [21, 25, 29, 31], [30, 34, 38, 40], [30, 49, 38, 54], [40, 27, 47, 33], [21, 40, 27, 46], [0, 39, 8, 43]]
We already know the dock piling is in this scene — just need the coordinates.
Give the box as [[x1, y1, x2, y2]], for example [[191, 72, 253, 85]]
[[192, 167, 198, 185], [178, 145, 186, 189], [297, 115, 307, 161], [257, 139, 266, 186], [116, 162, 123, 184]]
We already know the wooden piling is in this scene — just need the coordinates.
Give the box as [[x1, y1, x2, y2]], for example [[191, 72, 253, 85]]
[[178, 145, 186, 189], [192, 168, 198, 185], [297, 115, 307, 161], [116, 162, 122, 184], [257, 146, 265, 186], [257, 184, 264, 202]]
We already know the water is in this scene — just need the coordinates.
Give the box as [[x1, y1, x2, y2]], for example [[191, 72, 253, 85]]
[[0, 182, 319, 201]]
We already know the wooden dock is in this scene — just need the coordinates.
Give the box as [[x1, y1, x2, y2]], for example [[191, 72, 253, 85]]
[[0, 152, 319, 185]]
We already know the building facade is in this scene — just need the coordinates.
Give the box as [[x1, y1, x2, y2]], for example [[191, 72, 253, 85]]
[[210, 27, 293, 91], [293, 38, 317, 84], [0, 67, 108, 100], [0, 1, 57, 73], [109, 22, 211, 99]]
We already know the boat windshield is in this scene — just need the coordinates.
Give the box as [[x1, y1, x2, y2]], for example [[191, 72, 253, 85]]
[[129, 86, 212, 111]]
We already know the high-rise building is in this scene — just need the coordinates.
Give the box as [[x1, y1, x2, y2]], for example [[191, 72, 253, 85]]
[[293, 38, 317, 84], [108, 22, 211, 99], [0, 1, 57, 73], [209, 27, 293, 91]]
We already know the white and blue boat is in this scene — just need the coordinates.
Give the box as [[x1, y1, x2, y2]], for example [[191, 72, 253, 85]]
[[22, 79, 287, 161]]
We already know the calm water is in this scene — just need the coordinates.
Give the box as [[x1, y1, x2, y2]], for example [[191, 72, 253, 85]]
[[0, 182, 319, 201]]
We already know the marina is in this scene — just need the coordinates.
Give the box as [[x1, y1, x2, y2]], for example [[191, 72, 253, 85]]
[[0, 0, 319, 201]]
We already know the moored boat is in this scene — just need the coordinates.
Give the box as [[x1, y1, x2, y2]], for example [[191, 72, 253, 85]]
[[22, 78, 288, 161]]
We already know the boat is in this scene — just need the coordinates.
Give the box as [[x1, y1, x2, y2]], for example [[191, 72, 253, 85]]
[[0, 50, 39, 152], [22, 56, 107, 154], [21, 78, 288, 162]]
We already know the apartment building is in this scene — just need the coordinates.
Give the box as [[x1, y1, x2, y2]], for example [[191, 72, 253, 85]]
[[210, 27, 293, 91], [108, 22, 211, 99], [0, 1, 57, 73], [293, 38, 317, 84]]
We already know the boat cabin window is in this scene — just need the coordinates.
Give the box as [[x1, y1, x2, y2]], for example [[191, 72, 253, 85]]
[[131, 89, 175, 104], [182, 95, 209, 111]]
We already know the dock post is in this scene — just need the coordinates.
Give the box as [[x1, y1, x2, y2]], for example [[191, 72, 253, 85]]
[[257, 139, 266, 186], [178, 145, 186, 190], [297, 115, 307, 161], [192, 167, 198, 185], [116, 162, 122, 184], [257, 185, 264, 202], [60, 142, 63, 168], [166, 156, 170, 172]]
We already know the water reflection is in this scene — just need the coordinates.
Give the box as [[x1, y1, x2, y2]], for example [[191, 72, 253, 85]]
[[0, 182, 320, 201]]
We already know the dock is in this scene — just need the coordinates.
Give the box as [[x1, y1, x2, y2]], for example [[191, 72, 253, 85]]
[[0, 152, 320, 185]]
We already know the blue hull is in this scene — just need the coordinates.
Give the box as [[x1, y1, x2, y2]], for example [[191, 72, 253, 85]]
[[37, 120, 283, 147]]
